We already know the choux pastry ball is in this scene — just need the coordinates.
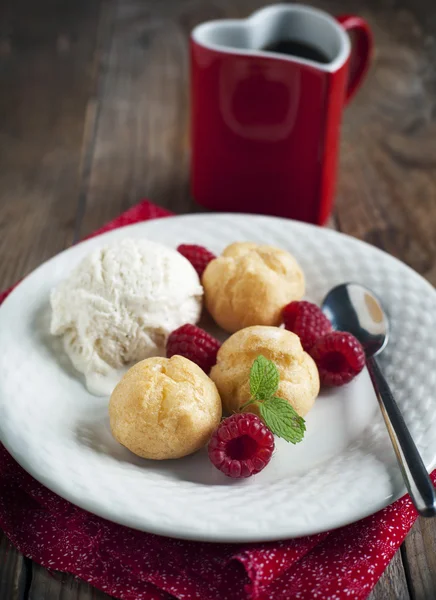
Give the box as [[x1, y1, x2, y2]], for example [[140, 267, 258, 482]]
[[109, 355, 222, 460], [202, 242, 305, 333], [210, 326, 319, 417]]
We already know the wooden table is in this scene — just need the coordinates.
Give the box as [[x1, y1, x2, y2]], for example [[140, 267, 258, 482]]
[[1, 0, 435, 598]]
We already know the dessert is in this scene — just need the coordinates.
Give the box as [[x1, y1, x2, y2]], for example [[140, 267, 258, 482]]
[[49, 229, 361, 476], [210, 326, 319, 417], [50, 238, 203, 396], [282, 300, 332, 351], [177, 244, 216, 279], [208, 413, 275, 478], [166, 324, 221, 374], [202, 242, 305, 333], [109, 355, 222, 459], [208, 353, 308, 477], [310, 331, 365, 386]]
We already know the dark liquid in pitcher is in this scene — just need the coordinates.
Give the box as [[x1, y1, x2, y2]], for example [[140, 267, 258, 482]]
[[262, 39, 329, 63]]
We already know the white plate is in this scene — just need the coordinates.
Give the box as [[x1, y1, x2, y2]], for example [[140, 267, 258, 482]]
[[1, 214, 436, 543]]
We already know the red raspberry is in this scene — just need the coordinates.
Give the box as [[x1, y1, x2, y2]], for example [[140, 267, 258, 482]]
[[282, 301, 332, 351], [177, 244, 216, 279], [309, 331, 366, 386], [166, 324, 220, 374], [208, 413, 275, 478]]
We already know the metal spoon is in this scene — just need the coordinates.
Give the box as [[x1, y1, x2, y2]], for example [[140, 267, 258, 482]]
[[322, 282, 436, 517]]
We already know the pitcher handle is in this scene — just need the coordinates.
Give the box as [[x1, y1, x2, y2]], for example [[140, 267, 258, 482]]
[[337, 15, 373, 103]]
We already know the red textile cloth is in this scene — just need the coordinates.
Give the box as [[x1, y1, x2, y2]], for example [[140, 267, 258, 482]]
[[0, 200, 431, 600]]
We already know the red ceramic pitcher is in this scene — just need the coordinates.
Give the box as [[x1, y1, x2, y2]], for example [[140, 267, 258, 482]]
[[190, 4, 372, 225]]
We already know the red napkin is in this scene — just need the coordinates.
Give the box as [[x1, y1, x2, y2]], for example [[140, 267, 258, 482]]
[[0, 200, 433, 600]]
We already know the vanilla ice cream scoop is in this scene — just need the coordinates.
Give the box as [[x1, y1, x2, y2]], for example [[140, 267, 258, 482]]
[[50, 238, 203, 395]]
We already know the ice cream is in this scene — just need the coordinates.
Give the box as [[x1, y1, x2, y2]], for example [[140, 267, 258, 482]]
[[50, 238, 203, 395]]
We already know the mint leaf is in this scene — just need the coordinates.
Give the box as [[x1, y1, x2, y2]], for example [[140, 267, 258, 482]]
[[259, 397, 306, 444], [250, 355, 279, 401], [247, 357, 306, 444]]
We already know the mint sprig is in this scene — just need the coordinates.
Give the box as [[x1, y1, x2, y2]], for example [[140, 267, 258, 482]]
[[240, 355, 306, 444]]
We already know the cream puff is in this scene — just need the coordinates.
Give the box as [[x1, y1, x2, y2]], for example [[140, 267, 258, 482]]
[[202, 242, 304, 333], [210, 326, 319, 417], [109, 355, 222, 459]]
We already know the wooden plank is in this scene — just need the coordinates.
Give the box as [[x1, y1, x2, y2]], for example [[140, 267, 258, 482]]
[[368, 551, 410, 600], [332, 0, 436, 280], [29, 566, 111, 600], [402, 518, 436, 600], [75, 0, 233, 238], [0, 535, 28, 600], [0, 0, 104, 290]]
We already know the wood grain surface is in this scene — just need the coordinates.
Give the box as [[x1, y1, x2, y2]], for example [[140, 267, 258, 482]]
[[1, 0, 435, 599]]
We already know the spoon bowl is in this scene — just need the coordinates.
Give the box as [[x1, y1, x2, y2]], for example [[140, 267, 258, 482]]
[[322, 283, 389, 357]]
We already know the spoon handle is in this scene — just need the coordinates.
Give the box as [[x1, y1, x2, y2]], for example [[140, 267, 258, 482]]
[[367, 356, 436, 517]]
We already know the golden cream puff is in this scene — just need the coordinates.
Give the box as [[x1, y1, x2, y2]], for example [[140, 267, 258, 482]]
[[109, 355, 222, 459], [202, 242, 304, 333], [210, 326, 319, 416]]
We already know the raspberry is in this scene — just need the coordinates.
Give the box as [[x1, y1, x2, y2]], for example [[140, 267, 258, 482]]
[[309, 331, 365, 386], [177, 244, 216, 279], [208, 413, 275, 478], [166, 324, 220, 374], [282, 301, 332, 351]]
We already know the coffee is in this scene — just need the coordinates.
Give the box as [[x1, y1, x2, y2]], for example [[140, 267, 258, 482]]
[[262, 39, 329, 64]]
